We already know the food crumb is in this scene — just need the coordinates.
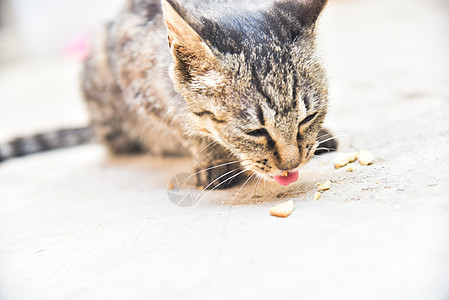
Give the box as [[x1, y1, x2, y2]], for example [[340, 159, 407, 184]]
[[358, 150, 374, 165], [334, 152, 358, 168], [334, 150, 375, 168], [269, 200, 294, 218], [318, 180, 332, 191], [167, 182, 174, 190], [345, 163, 357, 172], [313, 192, 321, 201], [198, 186, 205, 190]]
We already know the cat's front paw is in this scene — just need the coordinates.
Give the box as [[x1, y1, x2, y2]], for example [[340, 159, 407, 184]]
[[195, 162, 246, 190]]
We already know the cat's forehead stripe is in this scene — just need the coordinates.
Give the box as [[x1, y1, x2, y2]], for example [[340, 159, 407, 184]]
[[303, 93, 310, 111], [256, 105, 265, 126], [292, 70, 298, 104], [193, 110, 226, 124], [291, 69, 300, 110], [250, 64, 274, 108], [250, 67, 305, 117]]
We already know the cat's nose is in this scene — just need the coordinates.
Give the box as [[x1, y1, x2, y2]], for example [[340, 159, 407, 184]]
[[276, 159, 300, 171], [274, 145, 300, 171]]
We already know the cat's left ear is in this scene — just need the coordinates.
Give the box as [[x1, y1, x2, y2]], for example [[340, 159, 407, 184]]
[[161, 0, 215, 61]]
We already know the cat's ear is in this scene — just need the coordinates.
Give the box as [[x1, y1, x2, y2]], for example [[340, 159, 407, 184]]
[[300, 0, 329, 26], [275, 0, 329, 30], [161, 0, 215, 64]]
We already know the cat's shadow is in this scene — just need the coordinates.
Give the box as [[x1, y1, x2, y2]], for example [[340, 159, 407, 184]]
[[202, 177, 322, 206], [101, 154, 337, 206]]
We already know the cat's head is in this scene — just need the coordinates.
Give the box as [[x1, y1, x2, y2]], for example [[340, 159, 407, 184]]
[[162, 0, 329, 181]]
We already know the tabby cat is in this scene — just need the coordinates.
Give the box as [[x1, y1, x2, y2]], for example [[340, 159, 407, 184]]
[[0, 0, 337, 189]]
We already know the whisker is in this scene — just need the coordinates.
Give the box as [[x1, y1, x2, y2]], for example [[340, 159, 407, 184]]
[[317, 132, 334, 140], [178, 160, 240, 184], [311, 155, 327, 165], [226, 169, 243, 186], [197, 141, 216, 156], [230, 172, 256, 205], [195, 168, 249, 205], [318, 130, 348, 139], [319, 130, 348, 137], [257, 176, 262, 195], [256, 177, 265, 195], [311, 156, 333, 171], [196, 166, 243, 196], [194, 169, 244, 205], [205, 142, 219, 155], [251, 175, 261, 197], [314, 147, 337, 153], [255, 177, 262, 196], [318, 134, 346, 145]]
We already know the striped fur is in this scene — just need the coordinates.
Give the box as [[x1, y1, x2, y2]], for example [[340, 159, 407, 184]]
[[0, 127, 93, 163], [0, 0, 338, 189], [80, 0, 337, 189]]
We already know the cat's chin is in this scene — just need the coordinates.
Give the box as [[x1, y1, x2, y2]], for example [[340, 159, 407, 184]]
[[272, 171, 299, 186]]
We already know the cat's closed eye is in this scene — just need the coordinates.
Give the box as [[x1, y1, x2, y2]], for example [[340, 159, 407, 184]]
[[246, 128, 269, 137], [247, 128, 276, 149], [299, 112, 318, 127]]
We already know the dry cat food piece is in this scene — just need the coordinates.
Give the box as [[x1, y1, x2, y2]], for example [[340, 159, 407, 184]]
[[334, 150, 375, 168], [313, 192, 322, 201], [345, 163, 357, 172], [334, 152, 358, 168], [318, 180, 332, 191], [269, 200, 294, 218], [358, 150, 374, 165]]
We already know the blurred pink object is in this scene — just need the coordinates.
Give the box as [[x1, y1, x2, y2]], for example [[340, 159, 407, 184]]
[[64, 33, 91, 61]]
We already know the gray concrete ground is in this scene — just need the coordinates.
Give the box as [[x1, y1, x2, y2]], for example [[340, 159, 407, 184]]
[[1, 0, 449, 299]]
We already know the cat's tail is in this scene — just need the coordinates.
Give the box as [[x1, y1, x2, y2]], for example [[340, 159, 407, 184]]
[[0, 126, 94, 163]]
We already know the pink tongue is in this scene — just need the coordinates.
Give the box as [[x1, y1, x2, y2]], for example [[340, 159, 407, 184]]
[[273, 171, 299, 186]]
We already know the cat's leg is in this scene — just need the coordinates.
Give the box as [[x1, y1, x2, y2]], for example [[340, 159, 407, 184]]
[[192, 138, 246, 189], [314, 128, 338, 155], [94, 118, 145, 155]]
